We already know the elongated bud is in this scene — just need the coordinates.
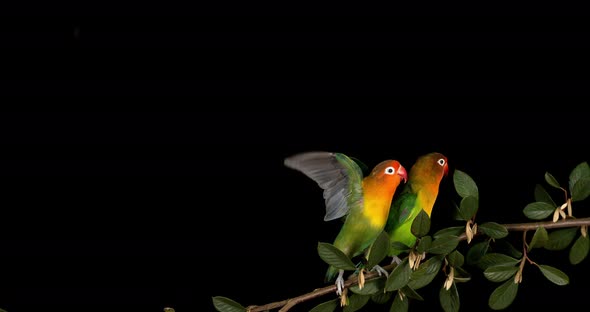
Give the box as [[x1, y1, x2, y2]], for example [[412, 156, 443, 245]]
[[567, 198, 573, 217], [340, 288, 349, 306], [553, 208, 560, 223], [358, 270, 365, 289], [444, 267, 455, 290], [582, 225, 588, 238]]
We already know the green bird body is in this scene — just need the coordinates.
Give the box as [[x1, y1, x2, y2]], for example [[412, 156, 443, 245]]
[[285, 152, 407, 293], [385, 152, 449, 257]]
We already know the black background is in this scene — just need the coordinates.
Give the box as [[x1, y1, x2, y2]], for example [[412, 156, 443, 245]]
[[1, 2, 590, 312]]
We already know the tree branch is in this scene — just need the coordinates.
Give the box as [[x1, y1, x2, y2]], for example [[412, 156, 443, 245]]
[[245, 217, 590, 312], [458, 217, 590, 241]]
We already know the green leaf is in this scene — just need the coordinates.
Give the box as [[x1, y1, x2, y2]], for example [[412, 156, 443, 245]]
[[545, 172, 561, 189], [343, 294, 370, 312], [411, 209, 431, 238], [390, 292, 408, 312], [433, 226, 464, 239], [452, 201, 464, 221], [495, 240, 523, 259], [545, 228, 578, 251], [439, 282, 460, 312], [570, 234, 590, 265], [477, 253, 520, 270], [529, 226, 548, 250], [484, 266, 519, 283], [350, 278, 385, 295], [309, 299, 338, 312], [488, 279, 519, 310], [408, 255, 444, 290], [385, 258, 411, 291], [448, 250, 464, 268], [367, 231, 390, 269], [401, 285, 424, 301], [416, 236, 432, 254], [479, 222, 509, 239], [534, 184, 557, 207], [371, 291, 393, 304], [212, 296, 246, 312], [428, 235, 460, 255], [453, 169, 479, 199], [458, 196, 478, 221], [453, 266, 472, 283], [391, 242, 411, 252], [537, 265, 569, 286], [569, 161, 590, 188], [317, 242, 356, 270], [523, 202, 555, 220], [571, 178, 590, 202], [466, 241, 490, 266]]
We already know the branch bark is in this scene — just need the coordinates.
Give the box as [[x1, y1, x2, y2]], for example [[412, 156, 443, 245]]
[[245, 217, 590, 312]]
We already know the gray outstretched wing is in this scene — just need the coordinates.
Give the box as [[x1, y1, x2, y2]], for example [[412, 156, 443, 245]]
[[284, 151, 364, 221]]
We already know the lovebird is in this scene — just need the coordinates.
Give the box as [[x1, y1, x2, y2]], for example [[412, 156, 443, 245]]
[[385, 152, 449, 260], [284, 152, 407, 295]]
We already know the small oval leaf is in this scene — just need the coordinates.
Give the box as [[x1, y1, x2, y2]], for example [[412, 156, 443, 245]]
[[411, 210, 431, 237], [534, 184, 557, 207], [343, 294, 370, 312], [466, 241, 490, 266], [545, 228, 578, 251], [537, 265, 569, 286], [401, 285, 424, 301], [317, 242, 356, 270], [484, 266, 519, 283], [569, 161, 590, 189], [495, 240, 523, 259], [390, 292, 408, 312], [371, 291, 393, 304], [439, 282, 460, 312], [212, 296, 247, 312], [428, 235, 460, 255], [479, 222, 509, 239], [529, 226, 549, 250], [434, 226, 465, 239], [523, 202, 555, 220], [477, 253, 520, 270], [416, 236, 432, 254], [368, 231, 390, 269], [570, 235, 590, 265], [448, 250, 464, 268], [488, 279, 519, 310], [309, 299, 338, 312], [571, 178, 590, 202], [385, 258, 411, 291], [545, 172, 561, 189], [453, 169, 479, 199], [408, 255, 444, 290], [459, 196, 478, 221]]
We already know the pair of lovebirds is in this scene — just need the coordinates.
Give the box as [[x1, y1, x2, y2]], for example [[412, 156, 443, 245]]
[[284, 151, 448, 296]]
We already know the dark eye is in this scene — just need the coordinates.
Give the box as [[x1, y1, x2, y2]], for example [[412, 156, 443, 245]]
[[384, 166, 395, 175], [437, 158, 446, 166]]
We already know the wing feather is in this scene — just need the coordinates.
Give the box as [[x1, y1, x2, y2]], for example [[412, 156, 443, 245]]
[[284, 151, 364, 221]]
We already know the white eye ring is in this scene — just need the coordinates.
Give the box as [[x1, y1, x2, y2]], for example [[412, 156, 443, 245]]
[[437, 158, 446, 166], [384, 166, 396, 175]]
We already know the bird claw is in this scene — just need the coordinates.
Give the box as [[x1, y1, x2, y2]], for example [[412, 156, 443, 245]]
[[391, 255, 402, 265], [335, 270, 345, 296], [371, 264, 389, 278]]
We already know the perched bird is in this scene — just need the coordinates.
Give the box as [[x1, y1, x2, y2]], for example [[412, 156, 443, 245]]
[[284, 152, 407, 295], [385, 152, 449, 261]]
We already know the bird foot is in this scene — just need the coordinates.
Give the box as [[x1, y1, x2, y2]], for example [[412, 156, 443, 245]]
[[371, 264, 389, 278], [335, 270, 345, 296], [391, 255, 402, 265]]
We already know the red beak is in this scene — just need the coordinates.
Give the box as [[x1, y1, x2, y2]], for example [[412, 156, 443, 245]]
[[398, 165, 408, 183]]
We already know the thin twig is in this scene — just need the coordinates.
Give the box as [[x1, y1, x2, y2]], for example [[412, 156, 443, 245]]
[[247, 264, 396, 312], [246, 217, 590, 311]]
